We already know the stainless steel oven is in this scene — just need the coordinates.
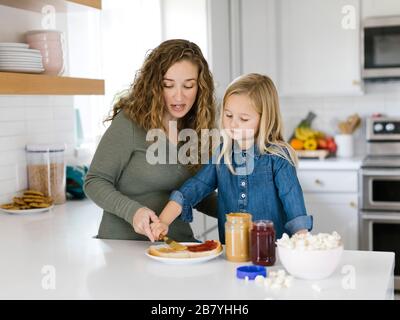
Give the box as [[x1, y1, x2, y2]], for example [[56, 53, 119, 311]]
[[359, 211, 400, 290], [360, 117, 400, 290], [361, 169, 400, 211]]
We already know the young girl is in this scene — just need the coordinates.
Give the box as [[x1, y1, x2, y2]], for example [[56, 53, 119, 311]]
[[151, 73, 313, 243]]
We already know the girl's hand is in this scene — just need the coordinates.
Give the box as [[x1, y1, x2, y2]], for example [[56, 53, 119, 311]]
[[132, 207, 159, 242], [295, 229, 308, 235], [151, 221, 169, 240]]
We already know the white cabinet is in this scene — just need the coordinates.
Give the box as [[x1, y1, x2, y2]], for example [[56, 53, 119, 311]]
[[298, 169, 359, 250], [277, 0, 363, 96], [362, 0, 400, 18]]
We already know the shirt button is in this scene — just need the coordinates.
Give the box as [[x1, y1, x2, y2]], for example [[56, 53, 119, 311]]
[[241, 181, 246, 187], [241, 193, 246, 199]]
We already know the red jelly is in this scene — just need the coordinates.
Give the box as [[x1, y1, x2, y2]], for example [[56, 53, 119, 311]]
[[250, 220, 276, 266]]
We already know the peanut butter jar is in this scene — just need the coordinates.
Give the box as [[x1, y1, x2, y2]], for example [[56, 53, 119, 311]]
[[225, 212, 252, 262]]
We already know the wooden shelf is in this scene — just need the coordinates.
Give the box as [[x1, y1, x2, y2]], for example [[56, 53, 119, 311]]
[[0, 72, 104, 95], [0, 0, 101, 11], [68, 0, 101, 10]]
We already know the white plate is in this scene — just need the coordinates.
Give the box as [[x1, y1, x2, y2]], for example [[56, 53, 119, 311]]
[[0, 62, 43, 66], [0, 67, 44, 73], [0, 205, 54, 214], [0, 63, 43, 68], [0, 47, 41, 54], [145, 242, 223, 265], [0, 53, 42, 58], [0, 43, 29, 49], [0, 57, 42, 62]]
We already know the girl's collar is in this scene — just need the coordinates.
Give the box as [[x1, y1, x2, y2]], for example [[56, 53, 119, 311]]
[[232, 141, 261, 160]]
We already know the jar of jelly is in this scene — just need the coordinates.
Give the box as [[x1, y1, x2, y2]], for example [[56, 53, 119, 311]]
[[225, 212, 252, 262], [250, 220, 276, 266]]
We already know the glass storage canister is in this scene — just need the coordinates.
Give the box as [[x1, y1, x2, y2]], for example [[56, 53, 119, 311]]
[[225, 212, 252, 262], [26, 144, 66, 204], [250, 220, 276, 266]]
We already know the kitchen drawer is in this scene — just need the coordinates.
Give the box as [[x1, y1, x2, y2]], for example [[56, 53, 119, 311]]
[[298, 170, 358, 193]]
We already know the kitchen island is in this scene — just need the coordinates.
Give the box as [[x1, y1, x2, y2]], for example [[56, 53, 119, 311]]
[[0, 200, 394, 299]]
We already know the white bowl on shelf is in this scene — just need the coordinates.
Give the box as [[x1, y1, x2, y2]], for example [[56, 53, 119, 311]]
[[277, 244, 343, 280]]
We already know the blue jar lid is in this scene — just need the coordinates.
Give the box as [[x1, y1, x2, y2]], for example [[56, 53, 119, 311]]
[[236, 265, 267, 280]]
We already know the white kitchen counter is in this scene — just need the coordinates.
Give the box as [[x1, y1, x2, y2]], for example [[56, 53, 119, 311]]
[[298, 157, 363, 170], [0, 200, 394, 300]]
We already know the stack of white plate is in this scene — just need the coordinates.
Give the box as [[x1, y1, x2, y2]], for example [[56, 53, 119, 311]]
[[0, 42, 44, 73]]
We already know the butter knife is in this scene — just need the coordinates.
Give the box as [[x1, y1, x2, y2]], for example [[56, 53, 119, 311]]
[[161, 235, 187, 251]]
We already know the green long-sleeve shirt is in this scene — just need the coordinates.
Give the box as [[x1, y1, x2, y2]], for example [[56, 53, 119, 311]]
[[84, 111, 217, 241]]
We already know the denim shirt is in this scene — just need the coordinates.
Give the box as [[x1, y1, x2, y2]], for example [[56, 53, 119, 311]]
[[170, 145, 313, 244]]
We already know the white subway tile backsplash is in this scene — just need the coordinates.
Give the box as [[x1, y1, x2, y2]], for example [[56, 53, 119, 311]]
[[26, 120, 55, 134], [0, 95, 76, 198], [23, 96, 51, 106], [0, 163, 26, 191], [0, 149, 25, 166], [24, 106, 53, 120], [0, 192, 14, 204], [0, 122, 25, 136], [0, 107, 25, 122], [16, 162, 27, 191], [53, 119, 75, 132], [0, 164, 17, 181], [53, 106, 75, 120], [0, 136, 27, 151], [0, 96, 26, 108], [0, 178, 18, 196], [384, 97, 400, 116], [49, 96, 74, 107]]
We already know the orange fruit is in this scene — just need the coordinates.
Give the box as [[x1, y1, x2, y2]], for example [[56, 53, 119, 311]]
[[290, 138, 304, 150]]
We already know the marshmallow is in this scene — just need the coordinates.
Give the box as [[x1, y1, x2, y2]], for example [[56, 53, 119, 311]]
[[276, 231, 342, 251], [264, 269, 293, 289]]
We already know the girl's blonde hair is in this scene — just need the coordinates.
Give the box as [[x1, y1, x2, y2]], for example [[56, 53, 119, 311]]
[[218, 73, 298, 173], [105, 39, 216, 172]]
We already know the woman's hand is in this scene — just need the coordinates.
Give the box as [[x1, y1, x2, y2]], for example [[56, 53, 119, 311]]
[[132, 207, 160, 242], [150, 221, 169, 241]]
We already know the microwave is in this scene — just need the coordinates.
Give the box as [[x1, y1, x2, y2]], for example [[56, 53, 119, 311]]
[[362, 16, 400, 79]]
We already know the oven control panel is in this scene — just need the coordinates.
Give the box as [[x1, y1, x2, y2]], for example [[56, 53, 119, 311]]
[[367, 117, 400, 140]]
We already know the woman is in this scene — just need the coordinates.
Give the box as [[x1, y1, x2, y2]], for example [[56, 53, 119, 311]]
[[84, 39, 218, 242]]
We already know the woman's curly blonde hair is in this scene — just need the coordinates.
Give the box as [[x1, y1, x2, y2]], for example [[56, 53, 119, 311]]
[[106, 39, 216, 171]]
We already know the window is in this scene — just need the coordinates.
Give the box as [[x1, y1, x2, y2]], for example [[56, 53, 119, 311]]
[[73, 0, 208, 154]]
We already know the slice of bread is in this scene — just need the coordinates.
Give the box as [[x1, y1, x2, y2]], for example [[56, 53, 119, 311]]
[[148, 240, 222, 259], [148, 246, 191, 258]]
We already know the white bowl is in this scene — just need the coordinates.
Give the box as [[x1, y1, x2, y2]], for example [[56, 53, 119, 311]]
[[277, 244, 343, 280]]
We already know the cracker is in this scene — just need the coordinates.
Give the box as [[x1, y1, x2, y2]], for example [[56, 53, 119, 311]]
[[13, 197, 27, 205], [1, 203, 15, 209], [29, 202, 50, 208], [23, 190, 45, 197], [23, 198, 45, 203]]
